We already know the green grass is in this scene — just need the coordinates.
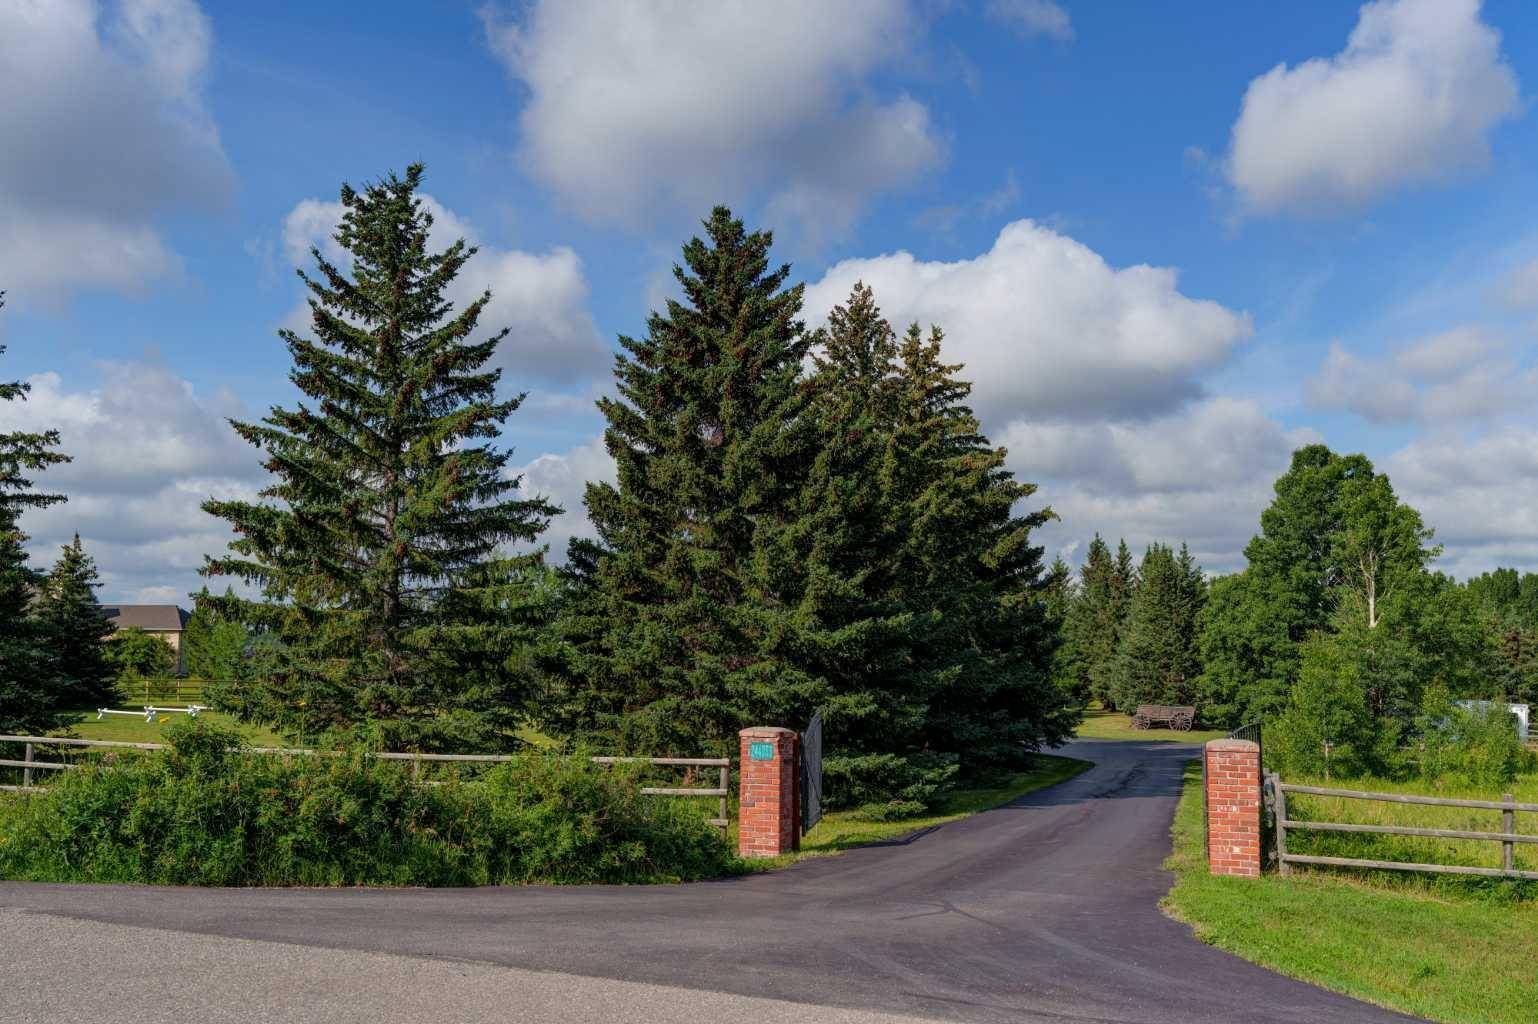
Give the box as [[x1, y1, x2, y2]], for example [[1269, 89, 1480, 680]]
[[1075, 703, 1226, 743], [1164, 762, 1538, 1024], [742, 754, 1091, 866], [50, 709, 287, 747]]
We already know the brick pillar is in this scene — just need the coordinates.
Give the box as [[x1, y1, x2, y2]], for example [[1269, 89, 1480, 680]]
[[738, 727, 800, 859], [1205, 738, 1262, 878]]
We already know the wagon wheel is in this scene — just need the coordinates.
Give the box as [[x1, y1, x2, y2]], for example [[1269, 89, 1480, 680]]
[[1132, 716, 1149, 730], [1174, 716, 1193, 732]]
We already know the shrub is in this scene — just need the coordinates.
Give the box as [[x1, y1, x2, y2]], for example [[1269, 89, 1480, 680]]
[[823, 751, 959, 820], [0, 719, 734, 886], [1415, 688, 1536, 789], [1269, 636, 1402, 780]]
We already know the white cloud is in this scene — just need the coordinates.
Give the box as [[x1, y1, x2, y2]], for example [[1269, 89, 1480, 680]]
[[1009, 398, 1317, 574], [279, 194, 612, 389], [984, 0, 1073, 41], [1224, 0, 1519, 216], [1306, 327, 1534, 423], [481, 0, 943, 239], [510, 437, 615, 557], [0, 0, 232, 303], [1389, 427, 1538, 578], [0, 362, 261, 603], [804, 219, 1252, 422], [1499, 258, 1538, 310]]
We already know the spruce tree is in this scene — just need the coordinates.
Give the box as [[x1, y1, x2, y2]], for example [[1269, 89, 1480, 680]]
[[885, 322, 1072, 770], [0, 292, 71, 734], [572, 208, 817, 754], [1060, 536, 1119, 707], [202, 166, 555, 751], [184, 587, 249, 682], [1108, 543, 1206, 711], [37, 534, 115, 706]]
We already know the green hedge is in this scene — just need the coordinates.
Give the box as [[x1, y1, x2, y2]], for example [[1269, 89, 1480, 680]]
[[0, 720, 735, 886]]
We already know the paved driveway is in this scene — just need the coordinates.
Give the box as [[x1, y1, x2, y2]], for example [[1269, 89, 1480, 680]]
[[0, 739, 1419, 1023]]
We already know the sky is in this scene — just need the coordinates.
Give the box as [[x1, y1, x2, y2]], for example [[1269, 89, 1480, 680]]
[[1, 0, 1537, 604]]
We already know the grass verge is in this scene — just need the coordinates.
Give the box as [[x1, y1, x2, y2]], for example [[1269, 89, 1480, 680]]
[[1075, 703, 1226, 744], [1163, 762, 1538, 1024], [744, 753, 1091, 868], [51, 709, 286, 747]]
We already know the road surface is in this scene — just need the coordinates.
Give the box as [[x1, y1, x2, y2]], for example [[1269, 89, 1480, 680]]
[[0, 739, 1419, 1023]]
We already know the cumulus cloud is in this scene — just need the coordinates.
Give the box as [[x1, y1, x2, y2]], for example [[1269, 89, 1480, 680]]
[[1388, 427, 1538, 578], [481, 0, 943, 239], [984, 0, 1073, 41], [1224, 0, 1519, 216], [1007, 398, 1316, 573], [804, 219, 1252, 423], [510, 436, 615, 557], [0, 362, 260, 603], [280, 194, 612, 389], [1306, 327, 1534, 423], [0, 0, 232, 303]]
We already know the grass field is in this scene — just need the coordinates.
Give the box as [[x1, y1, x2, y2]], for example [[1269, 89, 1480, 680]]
[[1075, 703, 1226, 743], [1164, 762, 1538, 1024], [49, 709, 287, 747], [744, 753, 1091, 866]]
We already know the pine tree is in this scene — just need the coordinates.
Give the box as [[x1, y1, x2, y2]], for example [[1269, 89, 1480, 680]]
[[184, 587, 250, 682], [1060, 536, 1117, 706], [571, 207, 818, 754], [1108, 543, 1206, 711], [37, 534, 115, 706], [884, 322, 1072, 770], [0, 293, 71, 735], [202, 166, 556, 751]]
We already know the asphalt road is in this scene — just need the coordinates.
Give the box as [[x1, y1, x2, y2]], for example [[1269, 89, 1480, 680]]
[[0, 739, 1420, 1024]]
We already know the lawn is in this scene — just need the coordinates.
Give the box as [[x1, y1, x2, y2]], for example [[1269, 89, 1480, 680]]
[[750, 753, 1091, 864], [1075, 703, 1226, 744], [1163, 762, 1538, 1024], [50, 709, 287, 747]]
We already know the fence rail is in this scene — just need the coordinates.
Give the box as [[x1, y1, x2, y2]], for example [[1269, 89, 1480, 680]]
[[1271, 773, 1537, 881], [0, 735, 731, 834]]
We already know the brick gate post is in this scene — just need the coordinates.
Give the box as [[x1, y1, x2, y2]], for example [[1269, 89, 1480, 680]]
[[1204, 738, 1261, 878], [738, 727, 800, 858]]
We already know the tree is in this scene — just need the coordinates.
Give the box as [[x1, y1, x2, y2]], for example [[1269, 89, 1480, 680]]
[[1108, 543, 1206, 711], [37, 534, 115, 706], [202, 165, 556, 751], [1058, 536, 1118, 705], [183, 587, 249, 682], [105, 627, 177, 680], [1270, 633, 1400, 780], [883, 321, 1071, 769], [565, 207, 818, 755], [0, 292, 71, 735]]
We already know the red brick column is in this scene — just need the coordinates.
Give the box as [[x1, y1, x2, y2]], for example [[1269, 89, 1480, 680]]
[[738, 727, 800, 859], [1205, 738, 1262, 878]]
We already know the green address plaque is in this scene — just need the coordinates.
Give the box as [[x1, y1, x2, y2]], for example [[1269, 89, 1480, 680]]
[[749, 742, 775, 761]]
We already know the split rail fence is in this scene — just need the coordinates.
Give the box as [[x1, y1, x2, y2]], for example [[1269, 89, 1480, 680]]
[[0, 735, 730, 836], [1270, 773, 1538, 881]]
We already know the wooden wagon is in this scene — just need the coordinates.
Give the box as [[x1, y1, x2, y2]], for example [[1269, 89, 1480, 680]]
[[1132, 704, 1196, 731]]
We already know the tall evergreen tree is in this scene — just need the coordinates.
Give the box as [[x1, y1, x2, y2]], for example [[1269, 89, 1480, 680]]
[[1084, 537, 1137, 709], [202, 166, 556, 751], [184, 586, 250, 682], [570, 207, 817, 754], [37, 534, 115, 706], [1108, 543, 1206, 711], [0, 293, 71, 735], [1059, 536, 1116, 705], [884, 322, 1072, 769]]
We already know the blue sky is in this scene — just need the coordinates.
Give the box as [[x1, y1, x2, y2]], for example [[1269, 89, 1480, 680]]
[[2, 0, 1536, 603]]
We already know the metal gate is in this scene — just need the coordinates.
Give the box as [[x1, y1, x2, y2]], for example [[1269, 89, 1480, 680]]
[[801, 711, 823, 834]]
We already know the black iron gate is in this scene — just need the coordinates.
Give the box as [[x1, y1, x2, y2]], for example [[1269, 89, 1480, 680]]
[[801, 711, 823, 834]]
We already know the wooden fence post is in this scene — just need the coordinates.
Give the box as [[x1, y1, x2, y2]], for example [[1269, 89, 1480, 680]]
[[1503, 793, 1515, 873], [22, 742, 33, 789], [1271, 772, 1290, 876]]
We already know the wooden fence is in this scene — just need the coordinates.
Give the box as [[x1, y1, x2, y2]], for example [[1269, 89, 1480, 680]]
[[1270, 773, 1538, 881], [115, 677, 207, 705], [0, 735, 730, 835]]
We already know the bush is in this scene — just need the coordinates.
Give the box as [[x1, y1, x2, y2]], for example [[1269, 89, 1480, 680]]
[[823, 751, 959, 820], [1415, 689, 1536, 789], [0, 719, 734, 886], [1269, 636, 1402, 780]]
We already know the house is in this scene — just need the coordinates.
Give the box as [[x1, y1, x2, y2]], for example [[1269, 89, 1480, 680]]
[[103, 605, 191, 675], [1454, 700, 1531, 743]]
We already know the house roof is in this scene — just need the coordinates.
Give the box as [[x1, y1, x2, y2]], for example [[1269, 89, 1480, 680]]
[[103, 605, 190, 632]]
